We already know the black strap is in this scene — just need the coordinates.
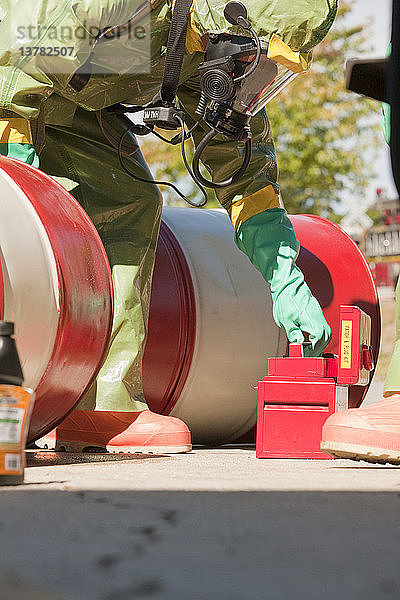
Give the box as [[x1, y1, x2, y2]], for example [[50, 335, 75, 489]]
[[69, 53, 93, 92], [160, 0, 194, 104]]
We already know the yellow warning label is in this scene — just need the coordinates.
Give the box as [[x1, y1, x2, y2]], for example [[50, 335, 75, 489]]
[[340, 320, 353, 369]]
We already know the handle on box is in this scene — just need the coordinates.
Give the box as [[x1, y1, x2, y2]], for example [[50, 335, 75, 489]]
[[288, 342, 314, 358], [362, 345, 374, 371], [288, 343, 303, 357]]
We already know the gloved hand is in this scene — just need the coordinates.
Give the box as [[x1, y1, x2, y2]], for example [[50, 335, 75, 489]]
[[235, 207, 331, 357], [0, 118, 39, 167], [0, 142, 39, 166]]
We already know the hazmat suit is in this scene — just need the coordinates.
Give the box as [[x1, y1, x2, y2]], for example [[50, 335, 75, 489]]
[[0, 0, 336, 452]]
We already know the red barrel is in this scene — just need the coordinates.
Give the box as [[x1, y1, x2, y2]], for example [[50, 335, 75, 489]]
[[0, 158, 113, 444], [144, 209, 380, 444], [293, 214, 380, 409]]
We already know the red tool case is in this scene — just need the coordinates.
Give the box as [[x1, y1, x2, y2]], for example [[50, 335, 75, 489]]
[[256, 306, 373, 459]]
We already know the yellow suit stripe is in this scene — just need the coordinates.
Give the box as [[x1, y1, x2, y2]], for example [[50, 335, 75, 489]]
[[0, 118, 32, 144], [267, 34, 311, 74], [229, 185, 280, 230]]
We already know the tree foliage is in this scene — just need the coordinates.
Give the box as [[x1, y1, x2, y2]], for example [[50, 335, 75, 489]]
[[268, 0, 383, 218], [140, 0, 384, 216]]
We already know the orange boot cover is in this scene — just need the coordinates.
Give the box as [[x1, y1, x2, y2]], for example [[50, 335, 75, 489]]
[[321, 394, 400, 464], [36, 410, 192, 454]]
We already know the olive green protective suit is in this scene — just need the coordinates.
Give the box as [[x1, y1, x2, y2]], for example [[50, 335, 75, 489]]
[[0, 0, 337, 411], [384, 277, 400, 394], [382, 47, 400, 394]]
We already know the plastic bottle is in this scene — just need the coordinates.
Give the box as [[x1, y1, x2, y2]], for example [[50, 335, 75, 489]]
[[0, 322, 34, 485]]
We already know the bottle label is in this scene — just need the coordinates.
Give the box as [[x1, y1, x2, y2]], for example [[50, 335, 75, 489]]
[[0, 386, 33, 478], [0, 406, 24, 443]]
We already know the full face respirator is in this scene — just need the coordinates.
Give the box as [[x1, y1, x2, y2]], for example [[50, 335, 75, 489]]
[[110, 0, 301, 206]]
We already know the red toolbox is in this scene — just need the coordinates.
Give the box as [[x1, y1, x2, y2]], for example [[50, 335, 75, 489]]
[[256, 305, 373, 459]]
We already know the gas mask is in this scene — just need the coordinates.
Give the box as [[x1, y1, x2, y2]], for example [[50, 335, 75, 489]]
[[192, 21, 298, 190], [113, 0, 300, 205]]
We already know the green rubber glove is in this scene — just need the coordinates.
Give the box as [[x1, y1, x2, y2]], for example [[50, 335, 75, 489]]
[[235, 207, 332, 357], [0, 142, 39, 167]]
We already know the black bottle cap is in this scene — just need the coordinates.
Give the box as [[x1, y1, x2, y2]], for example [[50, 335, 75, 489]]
[[0, 321, 23, 385], [0, 321, 14, 336]]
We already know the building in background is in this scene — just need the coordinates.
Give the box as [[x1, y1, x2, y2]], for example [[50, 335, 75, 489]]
[[339, 188, 400, 294], [363, 189, 400, 293]]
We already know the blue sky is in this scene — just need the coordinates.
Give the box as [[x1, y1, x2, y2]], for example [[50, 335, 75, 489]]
[[341, 0, 396, 198]]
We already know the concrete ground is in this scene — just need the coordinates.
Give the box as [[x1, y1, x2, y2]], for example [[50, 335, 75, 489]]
[[2, 403, 400, 600], [0, 303, 397, 600], [1, 453, 400, 600]]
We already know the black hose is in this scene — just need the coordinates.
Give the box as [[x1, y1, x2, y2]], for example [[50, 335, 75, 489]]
[[118, 126, 195, 203], [175, 115, 208, 206], [233, 25, 261, 83], [192, 129, 252, 189], [118, 124, 208, 207]]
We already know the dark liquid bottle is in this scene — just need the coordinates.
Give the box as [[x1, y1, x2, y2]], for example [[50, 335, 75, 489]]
[[0, 321, 32, 486]]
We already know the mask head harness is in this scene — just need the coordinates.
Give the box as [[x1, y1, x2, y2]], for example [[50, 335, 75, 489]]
[[108, 1, 296, 205]]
